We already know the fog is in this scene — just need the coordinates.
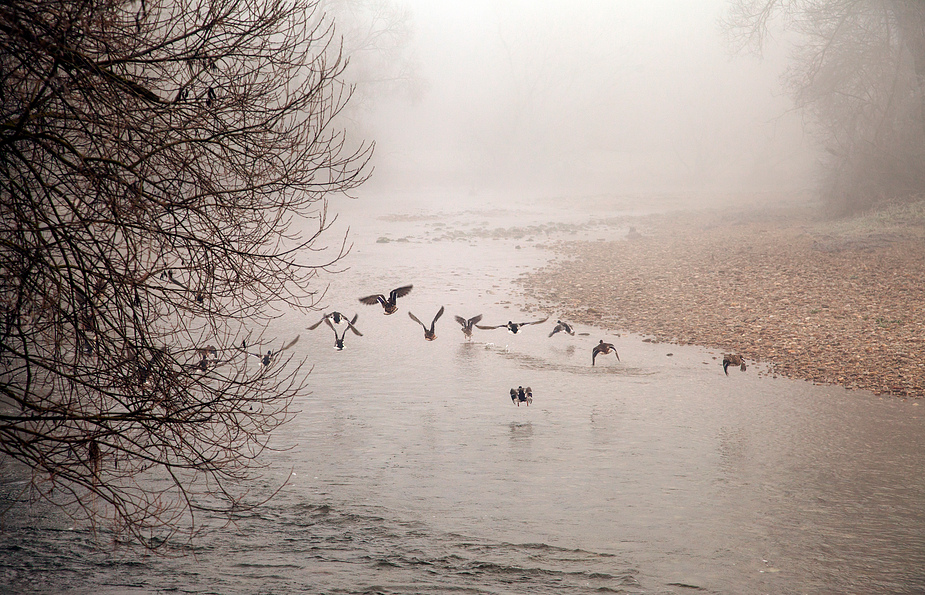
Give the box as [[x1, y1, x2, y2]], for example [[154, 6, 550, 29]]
[[359, 0, 816, 200]]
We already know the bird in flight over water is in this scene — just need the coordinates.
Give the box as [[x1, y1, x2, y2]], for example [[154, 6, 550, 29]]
[[548, 320, 576, 337], [307, 311, 354, 330], [409, 306, 445, 341], [477, 317, 548, 334], [324, 314, 362, 350], [359, 285, 413, 315], [249, 335, 300, 366], [592, 340, 619, 366], [722, 354, 747, 375], [454, 314, 482, 340]]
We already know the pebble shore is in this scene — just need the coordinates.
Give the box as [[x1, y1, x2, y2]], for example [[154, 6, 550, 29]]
[[521, 205, 925, 398]]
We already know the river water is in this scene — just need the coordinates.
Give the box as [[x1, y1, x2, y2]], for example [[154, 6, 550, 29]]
[[3, 189, 925, 594]]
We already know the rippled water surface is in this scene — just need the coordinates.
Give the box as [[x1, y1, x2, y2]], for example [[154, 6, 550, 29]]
[[3, 191, 925, 594]]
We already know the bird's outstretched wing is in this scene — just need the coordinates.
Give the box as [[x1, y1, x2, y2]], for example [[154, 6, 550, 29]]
[[389, 285, 413, 301], [307, 316, 328, 330], [359, 294, 385, 305], [408, 311, 426, 328], [455, 315, 468, 327], [475, 323, 505, 330], [431, 305, 445, 325], [346, 314, 363, 336], [520, 317, 548, 326], [278, 335, 300, 353]]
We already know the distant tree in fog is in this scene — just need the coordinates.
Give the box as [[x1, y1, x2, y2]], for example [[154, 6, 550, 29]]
[[319, 0, 424, 121], [0, 0, 370, 549], [725, 0, 925, 214]]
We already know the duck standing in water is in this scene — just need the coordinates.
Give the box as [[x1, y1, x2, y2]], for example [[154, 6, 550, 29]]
[[454, 314, 483, 340], [359, 284, 413, 315], [592, 339, 619, 366], [477, 317, 548, 334], [408, 306, 444, 341], [548, 320, 575, 337], [510, 386, 533, 406], [324, 314, 362, 350], [722, 354, 747, 375]]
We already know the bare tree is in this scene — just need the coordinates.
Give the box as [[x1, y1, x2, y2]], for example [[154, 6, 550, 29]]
[[318, 0, 423, 119], [725, 0, 925, 214], [0, 0, 371, 549]]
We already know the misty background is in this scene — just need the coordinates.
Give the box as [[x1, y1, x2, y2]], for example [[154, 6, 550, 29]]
[[329, 0, 817, 199]]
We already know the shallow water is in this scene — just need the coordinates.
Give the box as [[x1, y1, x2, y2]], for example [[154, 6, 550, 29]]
[[3, 190, 925, 594]]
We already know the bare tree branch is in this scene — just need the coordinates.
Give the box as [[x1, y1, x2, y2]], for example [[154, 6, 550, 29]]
[[0, 0, 370, 549]]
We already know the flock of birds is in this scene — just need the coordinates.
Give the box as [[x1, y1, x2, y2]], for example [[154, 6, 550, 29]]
[[294, 284, 746, 405], [241, 284, 746, 403], [308, 284, 621, 365]]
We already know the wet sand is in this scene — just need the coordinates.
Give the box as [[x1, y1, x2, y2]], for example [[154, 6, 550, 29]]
[[521, 203, 925, 398]]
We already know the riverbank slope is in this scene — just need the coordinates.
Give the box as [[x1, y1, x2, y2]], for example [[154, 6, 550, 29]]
[[521, 200, 925, 398]]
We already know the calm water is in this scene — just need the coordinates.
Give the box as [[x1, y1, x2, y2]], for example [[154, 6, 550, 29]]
[[3, 190, 925, 594]]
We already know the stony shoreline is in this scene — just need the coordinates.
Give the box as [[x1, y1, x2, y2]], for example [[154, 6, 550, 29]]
[[520, 203, 925, 398]]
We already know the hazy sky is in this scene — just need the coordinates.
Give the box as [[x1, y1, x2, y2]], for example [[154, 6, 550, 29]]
[[361, 0, 814, 197]]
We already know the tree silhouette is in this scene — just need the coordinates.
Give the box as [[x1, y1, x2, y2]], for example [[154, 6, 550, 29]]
[[725, 0, 925, 213], [0, 0, 370, 548]]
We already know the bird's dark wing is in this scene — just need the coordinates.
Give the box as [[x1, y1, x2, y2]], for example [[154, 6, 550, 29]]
[[408, 311, 426, 328], [523, 317, 549, 326], [359, 294, 385, 305], [454, 315, 468, 327], [346, 314, 363, 336], [280, 335, 300, 351], [307, 316, 328, 330], [432, 305, 445, 325], [389, 285, 413, 301], [469, 314, 482, 326], [548, 326, 560, 337], [475, 323, 505, 330]]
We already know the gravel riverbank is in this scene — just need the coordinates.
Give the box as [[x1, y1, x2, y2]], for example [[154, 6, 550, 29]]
[[520, 203, 925, 398]]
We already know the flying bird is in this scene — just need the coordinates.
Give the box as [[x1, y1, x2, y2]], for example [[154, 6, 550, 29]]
[[592, 340, 620, 366], [359, 284, 413, 315], [722, 354, 747, 375], [186, 345, 232, 371], [477, 317, 548, 334], [548, 320, 575, 337], [307, 311, 354, 330], [249, 335, 300, 366], [325, 314, 362, 350], [408, 306, 445, 341], [454, 314, 483, 340]]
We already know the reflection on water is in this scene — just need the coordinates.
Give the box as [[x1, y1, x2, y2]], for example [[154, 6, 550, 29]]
[[2, 191, 925, 594], [509, 421, 534, 443]]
